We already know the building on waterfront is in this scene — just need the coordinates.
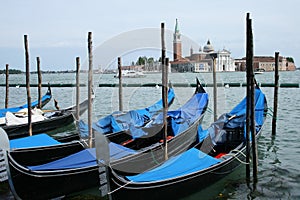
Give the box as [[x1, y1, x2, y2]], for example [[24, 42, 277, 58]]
[[170, 19, 236, 72], [141, 60, 171, 73], [234, 56, 296, 71], [121, 60, 171, 73]]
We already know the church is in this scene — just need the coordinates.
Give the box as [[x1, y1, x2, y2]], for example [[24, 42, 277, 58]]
[[170, 19, 236, 72]]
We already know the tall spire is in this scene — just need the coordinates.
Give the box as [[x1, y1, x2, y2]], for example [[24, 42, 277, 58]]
[[190, 46, 194, 56], [175, 18, 179, 33], [173, 18, 181, 42], [173, 18, 182, 61]]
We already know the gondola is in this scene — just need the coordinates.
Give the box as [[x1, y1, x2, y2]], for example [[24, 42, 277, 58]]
[[0, 88, 175, 183], [0, 97, 92, 181], [3, 87, 176, 166], [3, 79, 209, 199], [0, 86, 52, 125], [107, 86, 268, 200], [2, 95, 92, 140]]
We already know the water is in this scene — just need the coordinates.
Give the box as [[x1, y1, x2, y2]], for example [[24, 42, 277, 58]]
[[0, 71, 299, 199]]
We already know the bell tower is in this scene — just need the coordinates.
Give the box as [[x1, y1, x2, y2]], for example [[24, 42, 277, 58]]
[[173, 19, 182, 61]]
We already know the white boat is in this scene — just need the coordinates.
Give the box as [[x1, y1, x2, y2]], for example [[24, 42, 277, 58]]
[[114, 70, 146, 78], [254, 68, 265, 75]]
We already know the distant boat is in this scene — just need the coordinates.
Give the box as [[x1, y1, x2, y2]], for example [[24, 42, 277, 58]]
[[114, 70, 146, 78], [254, 68, 265, 75]]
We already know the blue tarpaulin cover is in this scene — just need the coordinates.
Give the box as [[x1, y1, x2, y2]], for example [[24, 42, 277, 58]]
[[26, 87, 208, 172], [0, 92, 52, 118], [79, 88, 175, 137], [225, 88, 266, 129], [126, 148, 220, 182], [27, 142, 137, 171], [168, 92, 209, 136], [197, 125, 209, 143], [10, 134, 61, 149], [125, 88, 266, 183], [206, 88, 266, 145], [123, 92, 209, 139]]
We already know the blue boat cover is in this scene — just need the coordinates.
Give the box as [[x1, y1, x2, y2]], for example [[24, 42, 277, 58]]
[[27, 142, 137, 171], [207, 88, 266, 145], [0, 92, 52, 117], [125, 89, 266, 183], [79, 88, 176, 137], [168, 92, 209, 136], [126, 148, 220, 182], [10, 134, 61, 149], [121, 92, 209, 139], [225, 88, 266, 129], [197, 125, 209, 143]]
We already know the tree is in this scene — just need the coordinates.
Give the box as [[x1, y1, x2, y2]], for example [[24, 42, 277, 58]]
[[136, 56, 147, 65], [286, 57, 294, 63], [0, 69, 23, 74], [147, 57, 154, 64], [134, 56, 159, 65]]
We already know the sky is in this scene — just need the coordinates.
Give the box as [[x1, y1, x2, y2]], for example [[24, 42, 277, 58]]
[[0, 0, 299, 71]]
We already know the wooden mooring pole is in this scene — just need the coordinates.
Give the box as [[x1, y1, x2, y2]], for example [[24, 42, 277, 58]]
[[245, 13, 252, 180], [163, 57, 169, 160], [210, 53, 218, 122], [272, 52, 279, 135], [76, 57, 80, 121], [88, 32, 93, 148], [118, 57, 123, 111], [5, 64, 9, 109], [24, 35, 32, 136], [250, 21, 258, 182], [161, 22, 168, 161], [246, 12, 258, 182], [37, 57, 42, 108]]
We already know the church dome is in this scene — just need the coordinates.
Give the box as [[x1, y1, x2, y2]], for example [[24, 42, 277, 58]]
[[203, 40, 214, 53]]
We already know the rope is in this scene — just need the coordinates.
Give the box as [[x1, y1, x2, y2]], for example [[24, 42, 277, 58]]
[[107, 146, 165, 194], [266, 112, 279, 120], [225, 149, 251, 165], [107, 148, 251, 195], [266, 107, 280, 120], [70, 112, 78, 122], [206, 107, 213, 114], [108, 180, 133, 194], [150, 149, 160, 165], [108, 144, 167, 194]]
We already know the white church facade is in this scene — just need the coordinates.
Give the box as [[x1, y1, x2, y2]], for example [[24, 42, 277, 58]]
[[170, 19, 236, 72]]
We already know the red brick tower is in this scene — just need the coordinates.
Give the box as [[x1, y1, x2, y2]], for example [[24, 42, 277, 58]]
[[173, 19, 182, 61]]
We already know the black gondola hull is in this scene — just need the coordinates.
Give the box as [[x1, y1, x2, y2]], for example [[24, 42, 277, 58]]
[[109, 147, 246, 200], [3, 97, 90, 140], [6, 82, 208, 199], [108, 87, 268, 200], [109, 122, 267, 199], [110, 115, 203, 174], [10, 141, 85, 166], [4, 112, 75, 139], [6, 114, 205, 199], [8, 159, 99, 200]]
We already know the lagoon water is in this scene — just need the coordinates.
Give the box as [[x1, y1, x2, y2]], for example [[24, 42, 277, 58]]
[[0, 71, 299, 199]]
